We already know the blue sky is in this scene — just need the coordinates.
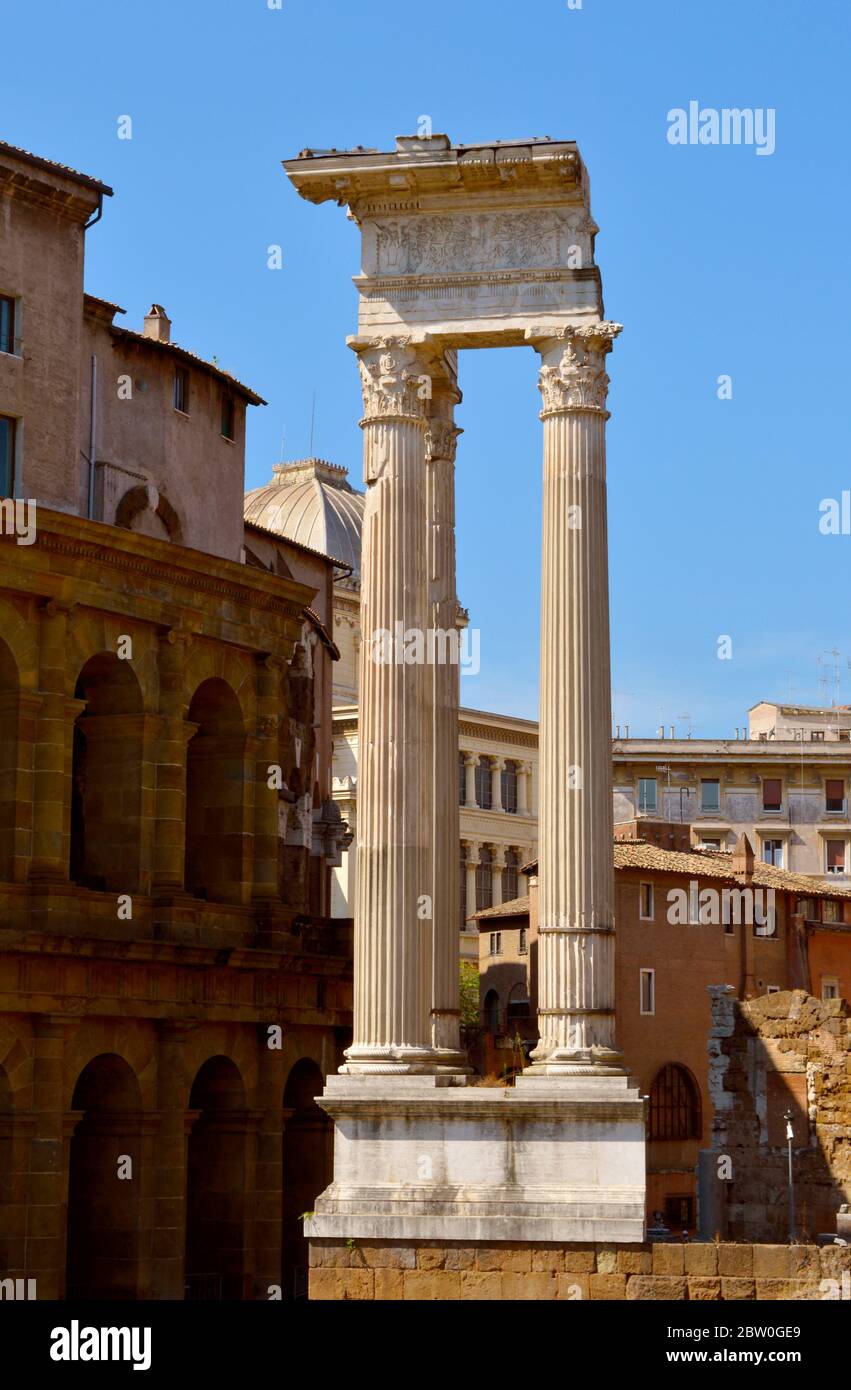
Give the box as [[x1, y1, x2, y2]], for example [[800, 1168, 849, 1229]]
[[7, 0, 851, 732]]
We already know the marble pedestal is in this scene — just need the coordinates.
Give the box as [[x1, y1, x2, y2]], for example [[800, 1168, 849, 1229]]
[[307, 1074, 646, 1244]]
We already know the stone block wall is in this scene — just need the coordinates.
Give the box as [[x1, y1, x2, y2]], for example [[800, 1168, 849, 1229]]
[[309, 1238, 851, 1301], [704, 988, 851, 1240]]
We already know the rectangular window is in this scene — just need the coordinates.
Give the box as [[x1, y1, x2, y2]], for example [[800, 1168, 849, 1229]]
[[826, 778, 846, 813], [812, 730, 825, 741], [501, 760, 518, 814], [766, 985, 780, 995], [762, 838, 783, 868], [700, 779, 720, 812], [701, 838, 721, 850], [826, 840, 846, 875], [798, 897, 817, 921], [822, 977, 840, 1002], [822, 898, 840, 923], [840, 730, 851, 742], [637, 778, 657, 813], [0, 296, 15, 355], [221, 395, 236, 440], [474, 758, 492, 810], [0, 415, 16, 496], [519, 926, 527, 955], [762, 777, 782, 812], [173, 366, 190, 413], [639, 968, 655, 1016], [639, 882, 654, 920], [489, 931, 502, 957]]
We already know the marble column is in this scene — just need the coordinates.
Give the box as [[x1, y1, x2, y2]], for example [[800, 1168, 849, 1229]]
[[425, 365, 466, 1065], [527, 322, 624, 1073], [463, 752, 478, 809], [491, 758, 505, 813], [343, 336, 437, 1073], [491, 847, 505, 907], [464, 842, 479, 925]]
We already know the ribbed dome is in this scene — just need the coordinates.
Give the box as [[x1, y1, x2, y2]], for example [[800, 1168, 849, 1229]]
[[244, 459, 364, 576]]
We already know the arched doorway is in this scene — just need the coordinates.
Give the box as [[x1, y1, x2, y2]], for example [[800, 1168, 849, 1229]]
[[0, 637, 19, 882], [70, 654, 143, 891], [185, 1057, 247, 1300], [185, 680, 246, 903], [648, 1063, 702, 1141], [482, 989, 501, 1034], [647, 1063, 702, 1234], [281, 1059, 332, 1299], [66, 1054, 143, 1300]]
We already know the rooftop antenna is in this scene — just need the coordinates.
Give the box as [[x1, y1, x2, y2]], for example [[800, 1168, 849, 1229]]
[[309, 388, 317, 457], [818, 648, 841, 708], [677, 711, 693, 739]]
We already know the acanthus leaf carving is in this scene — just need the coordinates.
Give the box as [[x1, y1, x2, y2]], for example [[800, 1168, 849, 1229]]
[[536, 321, 622, 415], [356, 336, 430, 423]]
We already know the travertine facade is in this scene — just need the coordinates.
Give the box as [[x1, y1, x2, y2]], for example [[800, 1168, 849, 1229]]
[[0, 141, 352, 1300]]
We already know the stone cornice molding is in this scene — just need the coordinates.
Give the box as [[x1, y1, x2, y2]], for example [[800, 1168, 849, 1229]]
[[529, 321, 622, 418]]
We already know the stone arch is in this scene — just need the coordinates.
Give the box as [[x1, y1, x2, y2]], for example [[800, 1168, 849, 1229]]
[[0, 596, 37, 692], [185, 678, 249, 903], [185, 1055, 248, 1300], [70, 652, 144, 891], [65, 617, 158, 712], [482, 988, 501, 1033], [182, 644, 255, 731], [66, 1053, 144, 1300], [281, 1057, 332, 1298], [115, 483, 184, 544]]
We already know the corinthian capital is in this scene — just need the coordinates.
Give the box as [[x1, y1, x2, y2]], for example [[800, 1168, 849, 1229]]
[[355, 336, 431, 424], [531, 321, 622, 417]]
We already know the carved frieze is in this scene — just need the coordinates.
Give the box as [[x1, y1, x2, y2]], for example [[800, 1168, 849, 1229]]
[[370, 208, 595, 278]]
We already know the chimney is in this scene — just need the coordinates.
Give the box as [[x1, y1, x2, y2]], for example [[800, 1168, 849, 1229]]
[[143, 304, 171, 342], [732, 832, 755, 883]]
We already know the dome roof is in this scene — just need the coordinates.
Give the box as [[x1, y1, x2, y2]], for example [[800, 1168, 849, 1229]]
[[244, 459, 364, 576]]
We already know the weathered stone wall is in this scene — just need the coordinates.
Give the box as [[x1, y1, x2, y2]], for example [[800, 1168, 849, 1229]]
[[704, 988, 851, 1241], [309, 1238, 851, 1301]]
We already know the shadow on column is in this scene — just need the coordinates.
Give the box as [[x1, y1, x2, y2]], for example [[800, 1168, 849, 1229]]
[[185, 1056, 247, 1300], [66, 1053, 143, 1300], [282, 1059, 332, 1300]]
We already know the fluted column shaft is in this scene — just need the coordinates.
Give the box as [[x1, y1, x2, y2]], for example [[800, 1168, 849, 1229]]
[[345, 338, 435, 1072], [425, 368, 466, 1063], [528, 322, 624, 1073]]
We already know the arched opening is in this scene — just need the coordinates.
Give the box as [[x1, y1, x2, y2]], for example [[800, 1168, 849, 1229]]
[[0, 638, 19, 882], [648, 1063, 702, 1141], [185, 679, 246, 902], [185, 1057, 247, 1300], [66, 1054, 143, 1300], [281, 1059, 332, 1300], [506, 981, 531, 1024], [482, 988, 501, 1033], [70, 654, 143, 891]]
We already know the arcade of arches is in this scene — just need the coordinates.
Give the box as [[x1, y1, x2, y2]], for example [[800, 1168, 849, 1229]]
[[0, 508, 352, 1298]]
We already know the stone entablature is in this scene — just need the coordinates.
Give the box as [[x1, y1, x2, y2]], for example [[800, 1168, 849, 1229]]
[[283, 135, 602, 346]]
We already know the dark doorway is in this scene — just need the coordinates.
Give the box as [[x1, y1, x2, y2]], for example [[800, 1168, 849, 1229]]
[[185, 1056, 247, 1300], [282, 1059, 332, 1299], [66, 1054, 143, 1300]]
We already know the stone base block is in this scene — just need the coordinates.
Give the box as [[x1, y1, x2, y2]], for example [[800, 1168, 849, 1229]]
[[306, 1071, 646, 1244]]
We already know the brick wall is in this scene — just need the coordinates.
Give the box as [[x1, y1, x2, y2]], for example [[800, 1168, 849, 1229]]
[[309, 1239, 851, 1301]]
